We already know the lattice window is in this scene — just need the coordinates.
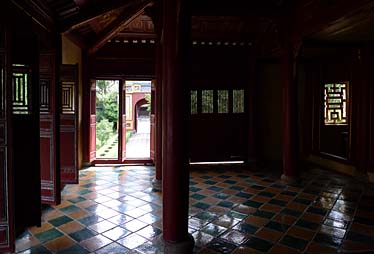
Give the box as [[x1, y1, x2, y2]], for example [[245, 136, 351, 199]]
[[40, 79, 50, 112], [12, 64, 31, 114], [218, 90, 229, 113], [190, 90, 197, 114], [233, 89, 244, 113], [202, 90, 213, 113], [61, 82, 75, 114], [324, 82, 348, 125]]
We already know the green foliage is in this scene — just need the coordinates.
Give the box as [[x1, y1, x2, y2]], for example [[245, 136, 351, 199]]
[[96, 80, 118, 129], [96, 119, 113, 150]]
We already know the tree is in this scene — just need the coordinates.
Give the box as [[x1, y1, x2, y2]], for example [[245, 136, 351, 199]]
[[96, 80, 118, 129]]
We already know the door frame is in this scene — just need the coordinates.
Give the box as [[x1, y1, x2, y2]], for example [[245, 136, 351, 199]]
[[91, 76, 153, 165]]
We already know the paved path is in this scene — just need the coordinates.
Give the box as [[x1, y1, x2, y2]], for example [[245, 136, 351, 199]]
[[126, 116, 150, 158]]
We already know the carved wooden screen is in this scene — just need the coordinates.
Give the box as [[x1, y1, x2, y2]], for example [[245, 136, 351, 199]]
[[60, 65, 78, 184], [40, 52, 60, 205], [0, 45, 14, 252], [89, 79, 96, 162], [324, 82, 348, 125]]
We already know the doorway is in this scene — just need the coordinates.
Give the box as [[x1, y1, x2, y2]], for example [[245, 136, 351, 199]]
[[95, 80, 119, 160], [91, 79, 152, 163], [124, 80, 151, 159]]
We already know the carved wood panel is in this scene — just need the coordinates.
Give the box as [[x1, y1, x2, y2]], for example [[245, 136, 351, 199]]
[[0, 46, 13, 252], [89, 79, 96, 162], [40, 52, 60, 205], [60, 64, 78, 184]]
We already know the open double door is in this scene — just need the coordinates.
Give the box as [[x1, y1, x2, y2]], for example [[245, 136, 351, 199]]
[[89, 79, 155, 164], [0, 31, 79, 252]]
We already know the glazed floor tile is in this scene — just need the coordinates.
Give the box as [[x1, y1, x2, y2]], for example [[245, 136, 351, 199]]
[[12, 164, 374, 254]]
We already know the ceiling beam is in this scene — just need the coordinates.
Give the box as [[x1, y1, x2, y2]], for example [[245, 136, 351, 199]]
[[10, 0, 55, 31], [116, 32, 157, 39], [88, 0, 152, 55], [191, 0, 286, 17], [59, 0, 135, 32]]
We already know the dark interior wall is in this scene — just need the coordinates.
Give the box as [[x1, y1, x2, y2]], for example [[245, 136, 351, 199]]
[[301, 47, 355, 160], [190, 46, 250, 87], [189, 46, 249, 162], [256, 61, 282, 161]]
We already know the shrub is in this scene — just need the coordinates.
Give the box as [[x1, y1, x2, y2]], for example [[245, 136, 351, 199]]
[[96, 119, 113, 150]]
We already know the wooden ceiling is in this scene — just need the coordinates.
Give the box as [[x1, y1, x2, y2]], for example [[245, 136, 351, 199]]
[[30, 0, 296, 54], [21, 0, 374, 54], [307, 6, 374, 42]]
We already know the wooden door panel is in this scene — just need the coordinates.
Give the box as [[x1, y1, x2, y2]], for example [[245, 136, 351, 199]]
[[121, 81, 126, 161], [40, 52, 60, 205], [12, 58, 41, 231], [150, 80, 155, 161], [0, 45, 14, 252], [60, 65, 78, 184], [150, 114, 155, 160], [89, 80, 96, 162]]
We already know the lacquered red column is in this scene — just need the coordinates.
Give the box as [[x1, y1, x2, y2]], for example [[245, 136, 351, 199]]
[[281, 44, 299, 182], [147, 1, 163, 191], [368, 46, 374, 182], [158, 0, 194, 251], [248, 48, 257, 163]]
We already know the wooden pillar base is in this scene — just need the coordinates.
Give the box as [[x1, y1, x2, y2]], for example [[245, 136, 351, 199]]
[[154, 233, 194, 254], [152, 178, 162, 192], [281, 174, 301, 185]]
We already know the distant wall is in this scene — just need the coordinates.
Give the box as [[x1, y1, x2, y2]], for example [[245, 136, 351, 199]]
[[62, 35, 83, 170]]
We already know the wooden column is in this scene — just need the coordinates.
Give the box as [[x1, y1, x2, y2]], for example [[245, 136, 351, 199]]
[[157, 0, 194, 252], [368, 45, 374, 182], [153, 38, 163, 190], [281, 43, 300, 182], [247, 48, 257, 163], [148, 3, 163, 191]]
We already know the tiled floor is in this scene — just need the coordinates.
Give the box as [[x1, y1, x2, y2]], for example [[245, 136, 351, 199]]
[[14, 164, 374, 253]]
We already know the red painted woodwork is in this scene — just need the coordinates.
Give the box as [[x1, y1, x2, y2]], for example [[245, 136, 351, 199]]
[[39, 51, 61, 205], [60, 64, 78, 184], [154, 32, 162, 181], [150, 80, 155, 160], [89, 79, 96, 162], [12, 32, 42, 233], [247, 50, 257, 162], [369, 46, 374, 172], [0, 29, 14, 253], [89, 45, 155, 78], [282, 44, 298, 177], [121, 80, 126, 161], [162, 0, 191, 243], [150, 114, 155, 160]]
